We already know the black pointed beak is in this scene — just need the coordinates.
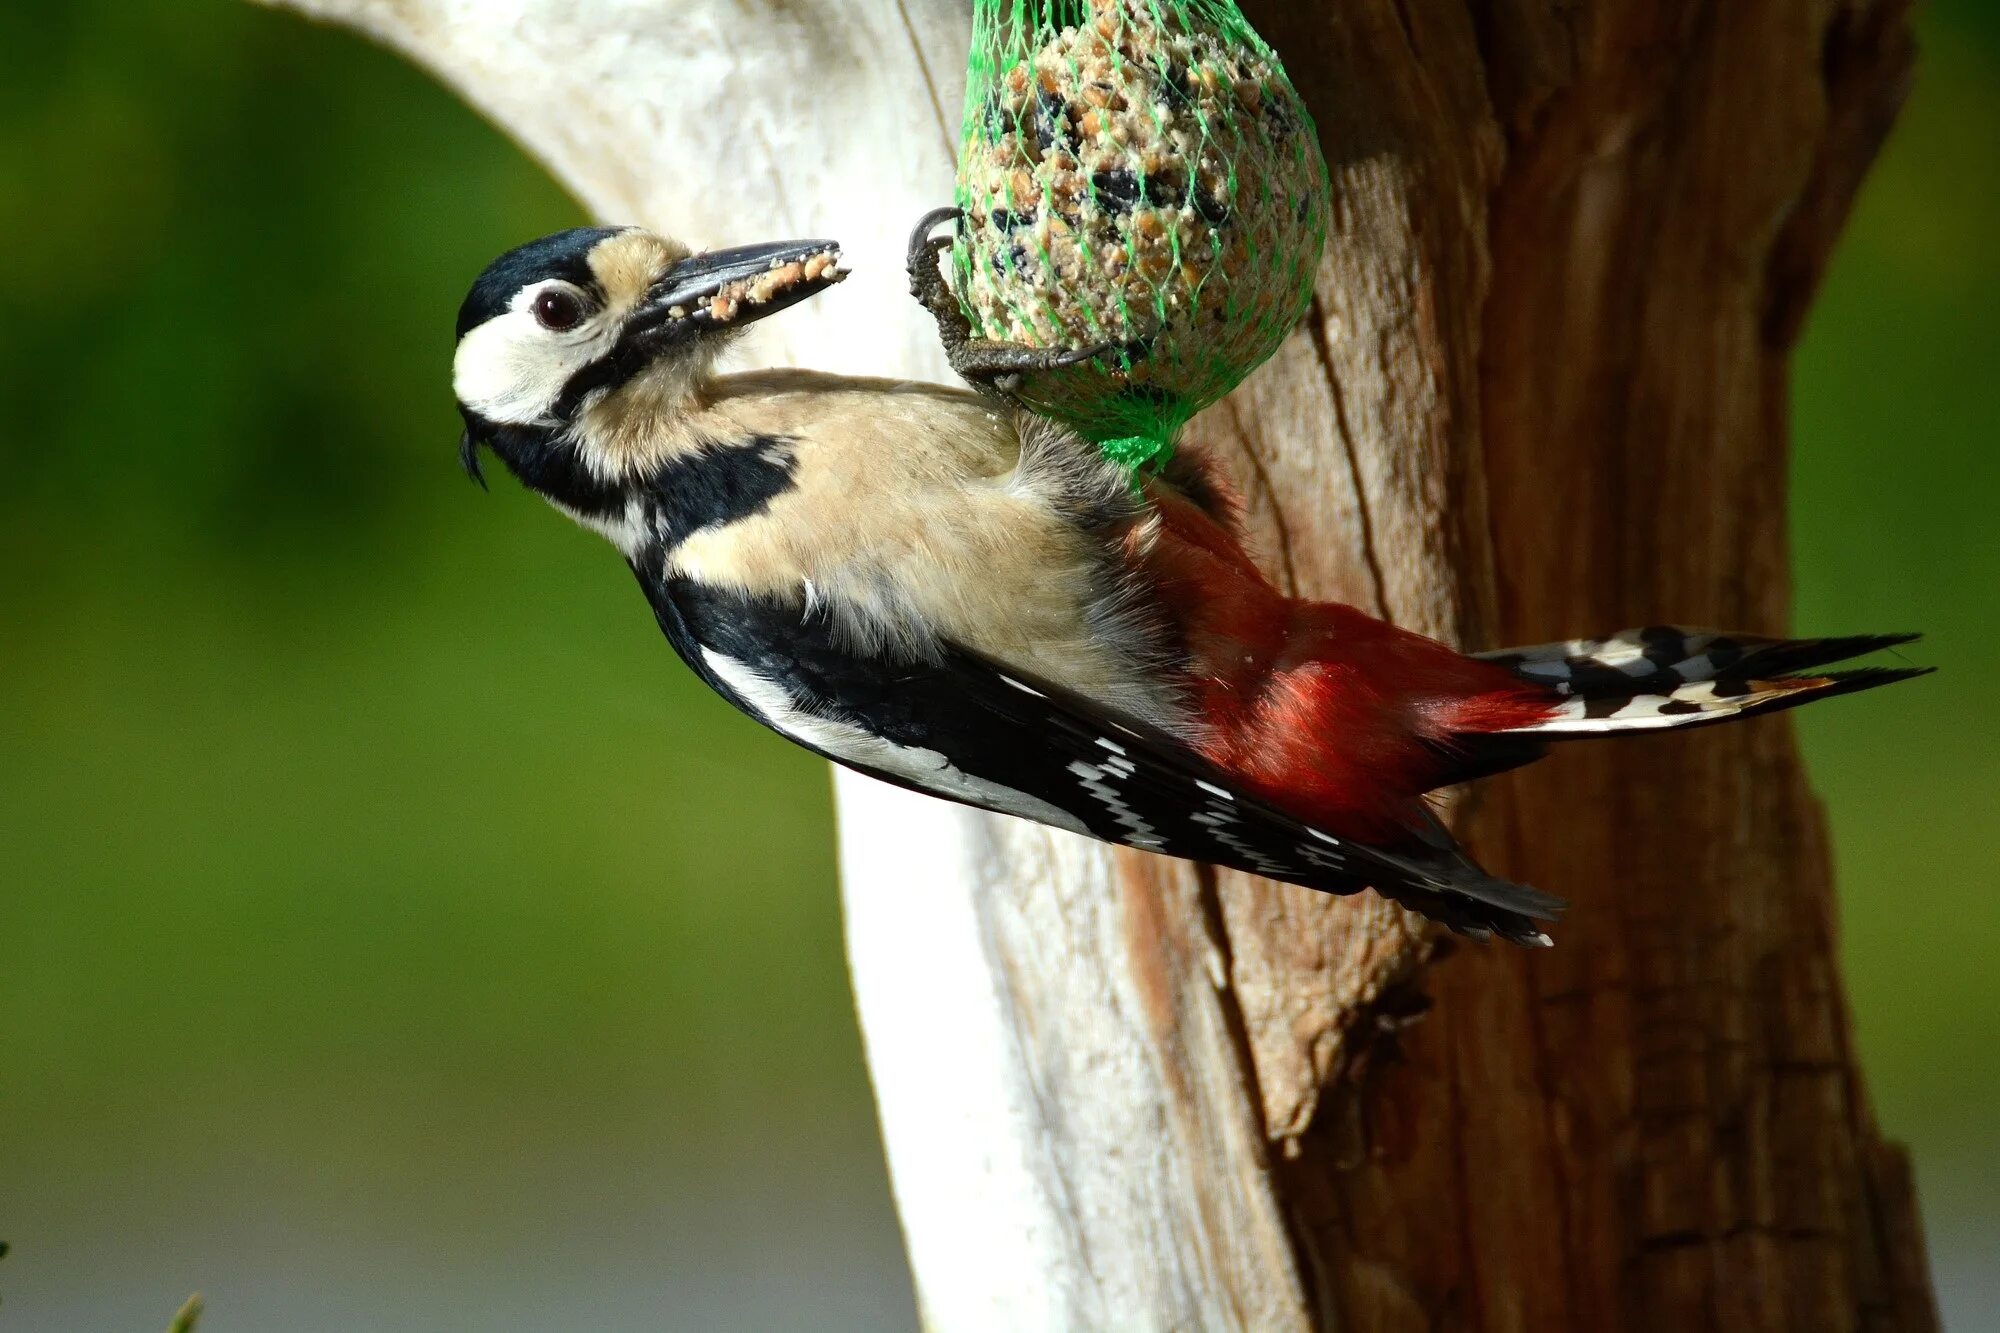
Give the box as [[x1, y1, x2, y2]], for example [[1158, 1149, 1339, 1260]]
[[634, 239, 847, 341]]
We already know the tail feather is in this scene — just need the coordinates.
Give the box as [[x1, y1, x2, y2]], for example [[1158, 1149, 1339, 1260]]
[[1393, 629, 1928, 937], [1715, 633, 1923, 680], [1475, 626, 1923, 699], [1498, 665, 1932, 737], [1471, 624, 1929, 739]]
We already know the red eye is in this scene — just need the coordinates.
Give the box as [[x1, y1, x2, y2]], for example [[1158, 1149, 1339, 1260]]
[[533, 288, 586, 331]]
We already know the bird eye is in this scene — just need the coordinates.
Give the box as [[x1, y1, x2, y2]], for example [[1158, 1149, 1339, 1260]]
[[533, 288, 587, 331]]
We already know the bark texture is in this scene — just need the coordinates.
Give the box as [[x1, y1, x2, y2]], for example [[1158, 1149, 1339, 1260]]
[[255, 0, 1936, 1328], [1209, 5, 1937, 1329]]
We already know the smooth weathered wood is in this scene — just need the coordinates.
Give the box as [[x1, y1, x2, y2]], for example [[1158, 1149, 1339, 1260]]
[[257, 0, 1936, 1328], [837, 800, 1312, 1328]]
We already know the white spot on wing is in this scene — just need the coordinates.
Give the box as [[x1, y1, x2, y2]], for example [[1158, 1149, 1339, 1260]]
[[1192, 804, 1286, 876], [1298, 842, 1344, 870], [1067, 760, 1164, 849]]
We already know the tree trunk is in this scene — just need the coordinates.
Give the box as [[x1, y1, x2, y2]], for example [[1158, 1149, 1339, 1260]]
[[256, 1, 1937, 1328]]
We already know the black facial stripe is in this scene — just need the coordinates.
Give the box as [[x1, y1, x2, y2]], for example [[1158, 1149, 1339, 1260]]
[[645, 435, 798, 547], [549, 317, 708, 422], [456, 226, 627, 339], [551, 352, 629, 421]]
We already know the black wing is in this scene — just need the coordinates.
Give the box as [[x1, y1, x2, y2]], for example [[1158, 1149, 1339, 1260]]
[[654, 578, 1562, 944]]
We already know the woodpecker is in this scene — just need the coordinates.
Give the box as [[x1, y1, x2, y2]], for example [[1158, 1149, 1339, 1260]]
[[453, 225, 1928, 945]]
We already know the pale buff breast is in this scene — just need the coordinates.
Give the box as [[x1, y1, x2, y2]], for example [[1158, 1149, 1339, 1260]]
[[666, 373, 1179, 723]]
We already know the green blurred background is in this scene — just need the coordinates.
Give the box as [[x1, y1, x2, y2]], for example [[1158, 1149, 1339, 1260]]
[[0, 3, 1992, 1329]]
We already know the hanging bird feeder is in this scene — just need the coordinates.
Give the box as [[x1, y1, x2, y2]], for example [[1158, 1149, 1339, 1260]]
[[949, 0, 1331, 471]]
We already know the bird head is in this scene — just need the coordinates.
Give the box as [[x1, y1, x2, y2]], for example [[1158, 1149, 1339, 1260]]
[[452, 226, 844, 492]]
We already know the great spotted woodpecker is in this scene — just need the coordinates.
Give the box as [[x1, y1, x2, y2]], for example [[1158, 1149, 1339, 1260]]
[[452, 226, 1927, 944]]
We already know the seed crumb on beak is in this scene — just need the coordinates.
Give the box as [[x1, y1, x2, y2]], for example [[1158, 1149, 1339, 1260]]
[[747, 262, 806, 304], [694, 247, 846, 323]]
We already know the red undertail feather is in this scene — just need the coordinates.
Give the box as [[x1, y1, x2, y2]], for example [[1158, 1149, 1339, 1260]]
[[1132, 480, 1928, 850], [1132, 485, 1561, 843]]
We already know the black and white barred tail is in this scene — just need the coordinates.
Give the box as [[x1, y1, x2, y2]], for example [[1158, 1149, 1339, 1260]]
[[1476, 627, 1929, 737]]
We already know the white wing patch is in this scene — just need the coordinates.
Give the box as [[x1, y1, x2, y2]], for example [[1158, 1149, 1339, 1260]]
[[700, 649, 1092, 835]]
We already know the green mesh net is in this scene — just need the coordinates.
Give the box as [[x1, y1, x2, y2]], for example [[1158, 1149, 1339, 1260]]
[[952, 0, 1331, 471]]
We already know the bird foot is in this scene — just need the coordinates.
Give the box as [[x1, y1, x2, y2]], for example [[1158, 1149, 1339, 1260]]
[[906, 206, 1116, 398]]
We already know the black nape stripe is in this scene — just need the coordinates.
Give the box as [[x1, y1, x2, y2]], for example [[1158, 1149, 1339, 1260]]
[[551, 304, 713, 422], [463, 411, 626, 518], [464, 412, 799, 537], [645, 435, 799, 547]]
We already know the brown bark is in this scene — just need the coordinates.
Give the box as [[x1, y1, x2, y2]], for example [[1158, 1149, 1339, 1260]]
[[1176, 0, 1937, 1328]]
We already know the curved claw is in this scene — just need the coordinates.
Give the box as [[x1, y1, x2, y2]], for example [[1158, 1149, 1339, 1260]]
[[1049, 341, 1118, 369], [910, 204, 961, 246], [907, 205, 963, 293]]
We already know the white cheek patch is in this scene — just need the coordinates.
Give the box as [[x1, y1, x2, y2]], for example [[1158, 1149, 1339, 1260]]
[[453, 295, 618, 426]]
